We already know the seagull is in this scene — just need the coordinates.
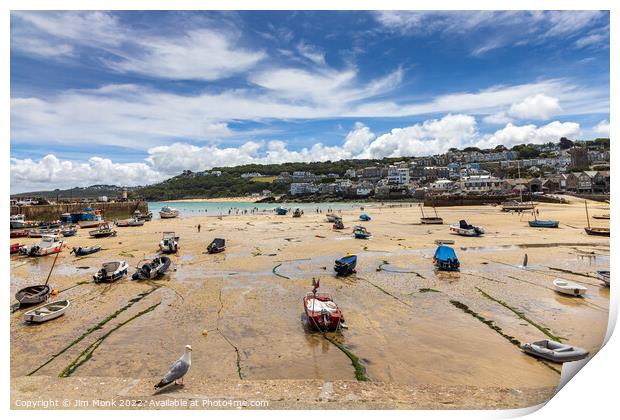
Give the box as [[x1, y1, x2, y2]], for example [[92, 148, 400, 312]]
[[154, 344, 192, 389]]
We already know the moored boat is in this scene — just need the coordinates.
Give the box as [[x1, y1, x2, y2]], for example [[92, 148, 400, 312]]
[[159, 206, 180, 219], [10, 230, 30, 238], [70, 245, 102, 256], [93, 261, 129, 283], [332, 219, 345, 230], [132, 256, 171, 280], [76, 208, 103, 228], [353, 225, 370, 239], [61, 226, 78, 237], [10, 214, 29, 229], [292, 208, 302, 218], [596, 270, 610, 286], [521, 339, 589, 363], [159, 232, 179, 253], [528, 220, 559, 228], [449, 220, 485, 237], [15, 284, 51, 306], [303, 279, 345, 332], [133, 209, 153, 221], [325, 213, 339, 223], [29, 228, 60, 238], [592, 213, 610, 220], [334, 254, 357, 276], [433, 245, 460, 271], [89, 222, 117, 238], [24, 299, 70, 323], [10, 243, 23, 254], [115, 218, 145, 227], [553, 278, 587, 296], [501, 200, 536, 212], [207, 238, 226, 254], [359, 213, 371, 221], [275, 207, 288, 215], [19, 235, 65, 257], [584, 227, 610, 237]]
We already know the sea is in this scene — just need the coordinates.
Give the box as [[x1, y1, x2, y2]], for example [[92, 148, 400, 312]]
[[147, 201, 372, 219]]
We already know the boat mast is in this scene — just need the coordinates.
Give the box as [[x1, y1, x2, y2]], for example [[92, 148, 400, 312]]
[[584, 200, 591, 229]]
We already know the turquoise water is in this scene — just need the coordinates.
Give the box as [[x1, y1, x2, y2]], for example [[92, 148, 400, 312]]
[[147, 201, 371, 219]]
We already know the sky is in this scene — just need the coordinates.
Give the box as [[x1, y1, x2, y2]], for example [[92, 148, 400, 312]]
[[10, 10, 610, 193]]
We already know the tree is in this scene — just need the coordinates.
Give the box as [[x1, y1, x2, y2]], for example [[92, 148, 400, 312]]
[[559, 137, 574, 150]]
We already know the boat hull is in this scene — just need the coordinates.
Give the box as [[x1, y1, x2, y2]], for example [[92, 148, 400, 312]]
[[421, 217, 444, 224], [303, 293, 344, 332], [24, 300, 70, 323], [528, 220, 559, 228], [449, 226, 483, 237], [584, 227, 610, 237]]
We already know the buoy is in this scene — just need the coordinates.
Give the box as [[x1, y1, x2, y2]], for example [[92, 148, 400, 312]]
[[51, 289, 59, 296], [202, 329, 209, 336]]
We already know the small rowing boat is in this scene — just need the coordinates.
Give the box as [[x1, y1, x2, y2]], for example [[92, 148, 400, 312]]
[[115, 218, 145, 227], [522, 339, 588, 363], [89, 222, 117, 238], [528, 220, 559, 228], [553, 278, 587, 296], [433, 245, 460, 271], [353, 225, 370, 239], [71, 245, 102, 256], [24, 299, 70, 323], [334, 254, 357, 276], [15, 285, 51, 306], [359, 213, 371, 221]]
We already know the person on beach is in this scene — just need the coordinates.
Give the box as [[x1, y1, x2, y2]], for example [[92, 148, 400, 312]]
[[197, 224, 201, 233]]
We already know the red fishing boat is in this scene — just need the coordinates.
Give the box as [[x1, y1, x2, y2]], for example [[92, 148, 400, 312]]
[[10, 243, 23, 254], [303, 279, 345, 332], [10, 230, 29, 238]]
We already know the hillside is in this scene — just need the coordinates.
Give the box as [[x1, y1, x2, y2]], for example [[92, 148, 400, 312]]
[[11, 184, 136, 199]]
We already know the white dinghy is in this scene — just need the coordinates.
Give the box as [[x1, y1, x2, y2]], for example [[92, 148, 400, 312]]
[[553, 278, 587, 296], [24, 299, 70, 323], [522, 339, 589, 363]]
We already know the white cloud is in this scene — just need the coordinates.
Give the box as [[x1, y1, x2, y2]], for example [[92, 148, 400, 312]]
[[12, 78, 603, 151], [483, 112, 512, 125], [10, 155, 163, 192], [374, 11, 608, 56], [296, 42, 326, 66], [12, 11, 266, 80], [507, 94, 562, 120], [107, 29, 266, 81], [477, 121, 581, 150], [11, 116, 585, 192], [593, 120, 610, 137]]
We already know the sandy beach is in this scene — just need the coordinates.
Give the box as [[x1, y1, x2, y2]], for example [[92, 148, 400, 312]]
[[10, 198, 610, 409]]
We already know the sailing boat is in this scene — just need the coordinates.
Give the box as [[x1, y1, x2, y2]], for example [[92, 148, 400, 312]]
[[420, 202, 443, 224], [502, 161, 536, 212], [584, 200, 610, 236]]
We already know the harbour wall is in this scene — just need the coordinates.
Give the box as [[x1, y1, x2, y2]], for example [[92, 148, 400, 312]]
[[10, 201, 148, 221]]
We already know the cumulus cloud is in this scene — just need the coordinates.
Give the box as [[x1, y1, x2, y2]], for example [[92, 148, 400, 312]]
[[10, 155, 164, 192], [593, 120, 610, 137], [507, 94, 562, 120], [11, 116, 583, 192]]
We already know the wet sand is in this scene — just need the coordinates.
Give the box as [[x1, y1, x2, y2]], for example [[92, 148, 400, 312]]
[[10, 199, 610, 409]]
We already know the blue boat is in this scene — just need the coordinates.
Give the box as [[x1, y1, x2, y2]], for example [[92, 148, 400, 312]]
[[353, 226, 370, 239], [359, 213, 371, 221], [275, 207, 288, 215], [433, 245, 460, 271], [71, 245, 102, 256], [61, 227, 78, 237], [528, 220, 559, 228], [334, 254, 357, 276]]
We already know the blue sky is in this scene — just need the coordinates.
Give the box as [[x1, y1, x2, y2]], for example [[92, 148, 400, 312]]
[[10, 10, 610, 192]]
